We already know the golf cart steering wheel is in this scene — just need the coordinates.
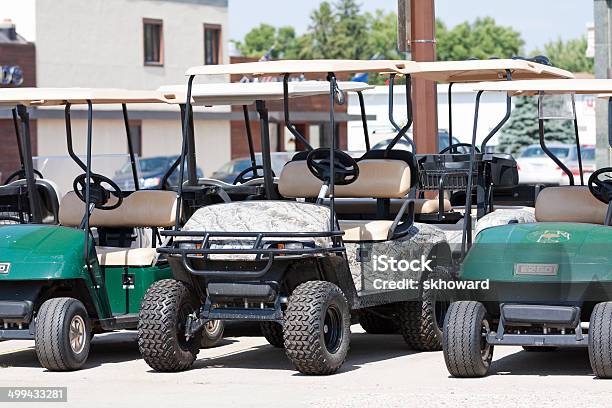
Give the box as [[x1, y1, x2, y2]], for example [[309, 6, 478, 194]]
[[233, 165, 276, 185], [3, 169, 44, 185], [439, 143, 481, 154], [588, 168, 612, 204], [306, 148, 359, 185], [72, 173, 123, 210]]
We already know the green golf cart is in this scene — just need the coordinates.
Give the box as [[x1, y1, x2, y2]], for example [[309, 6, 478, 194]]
[[443, 78, 612, 378], [0, 87, 211, 371]]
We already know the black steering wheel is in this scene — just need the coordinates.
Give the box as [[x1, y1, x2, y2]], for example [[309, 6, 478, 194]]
[[588, 168, 612, 204], [3, 168, 44, 185], [233, 165, 275, 185], [439, 143, 481, 154], [73, 173, 123, 210], [306, 148, 359, 185]]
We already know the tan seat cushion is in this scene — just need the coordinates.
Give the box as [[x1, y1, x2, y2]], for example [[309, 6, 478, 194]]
[[59, 190, 178, 228], [279, 159, 411, 199], [96, 246, 158, 267], [414, 198, 452, 214], [339, 220, 394, 242], [535, 186, 608, 224]]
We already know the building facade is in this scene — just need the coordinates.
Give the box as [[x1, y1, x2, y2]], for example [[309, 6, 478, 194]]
[[3, 0, 231, 182], [0, 20, 36, 181]]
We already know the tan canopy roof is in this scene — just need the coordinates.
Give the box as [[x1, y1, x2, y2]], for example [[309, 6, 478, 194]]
[[472, 79, 612, 96], [158, 81, 373, 106], [185, 59, 418, 76], [0, 88, 170, 107], [411, 59, 574, 83]]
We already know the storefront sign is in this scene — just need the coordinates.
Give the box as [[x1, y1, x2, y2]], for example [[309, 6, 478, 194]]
[[1, 65, 24, 86]]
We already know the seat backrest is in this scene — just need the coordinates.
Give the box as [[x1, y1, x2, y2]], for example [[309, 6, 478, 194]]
[[0, 179, 60, 224], [59, 190, 178, 228], [535, 186, 607, 224], [278, 150, 415, 199]]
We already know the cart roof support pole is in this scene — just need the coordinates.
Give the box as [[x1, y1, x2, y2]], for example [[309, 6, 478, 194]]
[[11, 108, 25, 170], [255, 100, 274, 200], [243, 105, 258, 176], [283, 74, 312, 151], [175, 76, 195, 229], [122, 104, 139, 190], [16, 105, 41, 224], [461, 90, 483, 258], [357, 91, 370, 151]]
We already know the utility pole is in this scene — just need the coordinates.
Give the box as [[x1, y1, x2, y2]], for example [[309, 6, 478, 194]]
[[398, 0, 438, 154], [594, 0, 611, 167]]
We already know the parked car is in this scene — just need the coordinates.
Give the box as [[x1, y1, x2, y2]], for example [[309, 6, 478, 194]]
[[113, 155, 203, 190], [517, 144, 594, 185], [371, 131, 469, 153], [559, 145, 596, 185], [211, 152, 294, 183]]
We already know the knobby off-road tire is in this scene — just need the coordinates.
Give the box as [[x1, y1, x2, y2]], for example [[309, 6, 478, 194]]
[[283, 281, 350, 375], [588, 302, 612, 378], [35, 297, 91, 371], [201, 320, 225, 349], [359, 309, 397, 334], [398, 267, 452, 351], [260, 322, 285, 348], [443, 301, 493, 378], [138, 279, 202, 372]]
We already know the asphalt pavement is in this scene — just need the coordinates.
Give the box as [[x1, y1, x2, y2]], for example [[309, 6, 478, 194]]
[[0, 325, 609, 407]]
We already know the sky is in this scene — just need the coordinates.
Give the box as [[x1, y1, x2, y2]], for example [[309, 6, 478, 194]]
[[229, 0, 594, 53]]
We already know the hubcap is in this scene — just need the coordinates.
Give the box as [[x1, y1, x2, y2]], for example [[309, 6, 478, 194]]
[[69, 315, 86, 354], [323, 305, 343, 353]]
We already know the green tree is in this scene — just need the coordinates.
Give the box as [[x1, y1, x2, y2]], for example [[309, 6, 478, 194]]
[[365, 9, 401, 60], [498, 96, 575, 154], [533, 36, 593, 73], [437, 17, 524, 61], [305, 1, 335, 59], [232, 23, 300, 59]]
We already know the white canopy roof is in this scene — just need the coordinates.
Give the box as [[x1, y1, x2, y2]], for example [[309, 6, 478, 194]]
[[472, 79, 612, 95], [412, 60, 574, 83], [185, 59, 417, 76], [158, 81, 373, 106], [0, 88, 169, 107]]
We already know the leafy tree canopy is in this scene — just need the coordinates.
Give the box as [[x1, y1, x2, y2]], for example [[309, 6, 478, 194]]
[[533, 36, 593, 73], [436, 17, 524, 60]]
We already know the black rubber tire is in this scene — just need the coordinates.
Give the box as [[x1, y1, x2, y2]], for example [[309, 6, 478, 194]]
[[397, 267, 452, 351], [200, 320, 225, 349], [138, 279, 202, 372], [260, 322, 285, 348], [588, 302, 612, 378], [284, 281, 350, 375], [359, 310, 397, 334], [35, 297, 91, 371], [443, 301, 494, 378], [522, 346, 558, 352]]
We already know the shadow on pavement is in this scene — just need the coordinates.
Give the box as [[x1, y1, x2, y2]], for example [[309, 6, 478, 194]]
[[191, 331, 416, 375], [490, 347, 593, 377]]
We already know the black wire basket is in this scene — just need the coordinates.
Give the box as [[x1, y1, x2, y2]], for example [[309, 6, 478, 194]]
[[417, 154, 481, 191]]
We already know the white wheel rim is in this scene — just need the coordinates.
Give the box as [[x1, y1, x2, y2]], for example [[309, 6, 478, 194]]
[[205, 320, 220, 333], [69, 315, 86, 354]]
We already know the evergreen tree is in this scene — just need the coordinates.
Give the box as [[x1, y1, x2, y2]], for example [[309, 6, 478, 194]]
[[498, 96, 575, 154]]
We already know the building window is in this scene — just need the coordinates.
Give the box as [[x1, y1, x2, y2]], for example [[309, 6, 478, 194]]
[[204, 24, 221, 65], [143, 19, 163, 66]]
